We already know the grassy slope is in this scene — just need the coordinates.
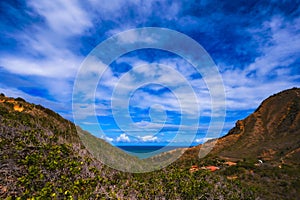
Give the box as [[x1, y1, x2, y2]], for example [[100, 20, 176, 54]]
[[0, 94, 258, 199], [1, 89, 300, 199]]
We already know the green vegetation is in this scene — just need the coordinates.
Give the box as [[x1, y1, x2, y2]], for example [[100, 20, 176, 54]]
[[1, 90, 299, 199]]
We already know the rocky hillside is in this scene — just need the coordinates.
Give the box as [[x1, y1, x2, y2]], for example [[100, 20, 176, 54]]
[[178, 88, 300, 199], [214, 87, 300, 163], [1, 88, 299, 199], [182, 87, 300, 164]]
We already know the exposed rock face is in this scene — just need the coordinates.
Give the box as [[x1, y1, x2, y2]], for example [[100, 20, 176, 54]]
[[227, 120, 245, 135], [214, 87, 300, 163]]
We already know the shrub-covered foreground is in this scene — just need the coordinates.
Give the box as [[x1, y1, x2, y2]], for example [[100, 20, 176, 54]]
[[0, 96, 299, 199]]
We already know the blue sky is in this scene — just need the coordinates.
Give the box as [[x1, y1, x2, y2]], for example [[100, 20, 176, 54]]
[[0, 0, 299, 146]]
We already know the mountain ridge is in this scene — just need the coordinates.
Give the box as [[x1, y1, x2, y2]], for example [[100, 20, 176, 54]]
[[215, 87, 300, 163], [180, 87, 300, 165]]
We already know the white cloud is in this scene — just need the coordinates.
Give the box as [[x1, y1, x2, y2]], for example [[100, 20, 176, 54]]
[[138, 135, 158, 142], [116, 133, 130, 142], [133, 121, 200, 131], [218, 16, 300, 111], [194, 137, 214, 144], [0, 1, 95, 116], [72, 102, 111, 121], [103, 136, 114, 142], [221, 67, 298, 111], [0, 0, 91, 78], [96, 0, 180, 37], [28, 0, 92, 35], [0, 55, 80, 78], [247, 16, 300, 76], [2, 1, 298, 143], [0, 0, 95, 106], [133, 121, 165, 130], [110, 62, 204, 117]]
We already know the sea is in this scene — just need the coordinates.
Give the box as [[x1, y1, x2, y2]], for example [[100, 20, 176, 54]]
[[117, 145, 191, 159]]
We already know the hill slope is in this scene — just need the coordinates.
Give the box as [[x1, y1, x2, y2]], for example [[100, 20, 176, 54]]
[[0, 93, 259, 199], [178, 87, 300, 199], [181, 87, 300, 164], [0, 94, 137, 198], [214, 87, 300, 163], [1, 88, 299, 199]]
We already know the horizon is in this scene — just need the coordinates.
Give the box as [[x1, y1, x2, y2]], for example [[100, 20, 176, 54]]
[[1, 1, 299, 146]]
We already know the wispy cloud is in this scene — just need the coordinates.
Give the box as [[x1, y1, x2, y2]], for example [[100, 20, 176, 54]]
[[28, 0, 92, 35], [138, 135, 158, 142], [0, 0, 299, 144], [220, 15, 300, 111], [0, 0, 93, 116]]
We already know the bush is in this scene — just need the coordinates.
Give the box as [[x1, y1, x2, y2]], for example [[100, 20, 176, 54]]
[[15, 97, 26, 102]]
